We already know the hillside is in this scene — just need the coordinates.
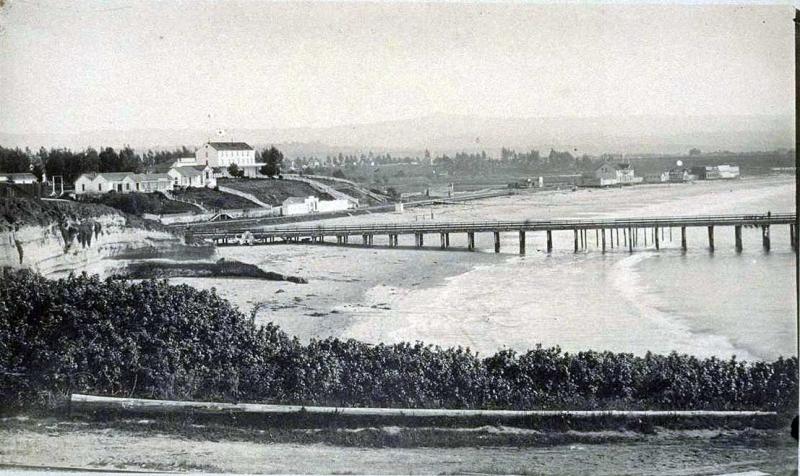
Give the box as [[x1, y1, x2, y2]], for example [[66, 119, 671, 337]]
[[79, 192, 201, 216], [171, 188, 262, 210], [219, 178, 333, 206]]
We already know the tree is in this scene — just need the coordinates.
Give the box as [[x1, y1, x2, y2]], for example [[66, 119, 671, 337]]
[[228, 163, 245, 178], [332, 169, 346, 179], [260, 146, 284, 176], [0, 147, 31, 173], [98, 147, 120, 172]]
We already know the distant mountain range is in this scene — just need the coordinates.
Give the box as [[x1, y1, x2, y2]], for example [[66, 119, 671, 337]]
[[0, 114, 793, 157]]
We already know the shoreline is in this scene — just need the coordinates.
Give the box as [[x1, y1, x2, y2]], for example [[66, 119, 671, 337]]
[[180, 175, 796, 360]]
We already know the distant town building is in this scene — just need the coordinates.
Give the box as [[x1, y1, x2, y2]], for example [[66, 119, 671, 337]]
[[689, 165, 740, 180], [0, 173, 37, 184], [644, 171, 669, 183], [74, 172, 173, 195], [667, 168, 695, 183], [582, 162, 642, 187]]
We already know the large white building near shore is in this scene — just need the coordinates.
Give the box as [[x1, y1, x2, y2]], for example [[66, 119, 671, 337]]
[[195, 142, 264, 178]]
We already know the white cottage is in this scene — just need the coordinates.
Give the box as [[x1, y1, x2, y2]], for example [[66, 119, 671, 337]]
[[168, 165, 215, 188], [74, 172, 173, 195]]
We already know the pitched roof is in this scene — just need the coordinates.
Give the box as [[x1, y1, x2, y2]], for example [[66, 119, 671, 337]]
[[137, 173, 171, 181], [170, 166, 204, 177], [95, 172, 137, 181], [207, 142, 253, 151], [615, 163, 631, 170]]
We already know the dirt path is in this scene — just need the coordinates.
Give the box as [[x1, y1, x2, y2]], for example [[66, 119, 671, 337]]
[[1, 425, 795, 475]]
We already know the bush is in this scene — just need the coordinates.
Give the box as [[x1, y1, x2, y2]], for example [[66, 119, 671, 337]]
[[1, 268, 796, 412]]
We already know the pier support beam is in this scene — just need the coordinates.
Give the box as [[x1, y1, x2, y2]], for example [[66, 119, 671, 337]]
[[707, 226, 714, 251], [628, 228, 633, 252], [762, 225, 770, 251], [654, 226, 660, 250], [519, 231, 526, 255], [440, 233, 446, 249], [547, 230, 553, 253], [494, 231, 501, 253], [681, 227, 687, 251], [467, 232, 475, 251], [445, 233, 450, 248], [790, 224, 797, 252], [574, 229, 579, 252], [601, 228, 606, 252], [735, 226, 742, 253]]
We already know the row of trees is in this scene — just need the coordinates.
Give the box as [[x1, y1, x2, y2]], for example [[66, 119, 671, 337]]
[[0, 145, 287, 184], [0, 146, 195, 184], [2, 268, 796, 411]]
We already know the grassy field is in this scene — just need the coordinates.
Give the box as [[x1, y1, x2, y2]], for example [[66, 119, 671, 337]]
[[219, 178, 333, 206], [171, 187, 261, 210]]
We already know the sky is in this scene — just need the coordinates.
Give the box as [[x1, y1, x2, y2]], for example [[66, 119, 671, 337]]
[[0, 1, 795, 135]]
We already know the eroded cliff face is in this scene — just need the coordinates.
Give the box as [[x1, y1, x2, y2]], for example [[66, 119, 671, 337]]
[[0, 214, 182, 278]]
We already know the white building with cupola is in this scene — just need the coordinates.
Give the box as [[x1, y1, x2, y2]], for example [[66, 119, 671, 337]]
[[194, 142, 264, 178]]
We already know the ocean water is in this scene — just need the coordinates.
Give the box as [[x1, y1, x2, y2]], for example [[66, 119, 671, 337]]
[[193, 176, 796, 361]]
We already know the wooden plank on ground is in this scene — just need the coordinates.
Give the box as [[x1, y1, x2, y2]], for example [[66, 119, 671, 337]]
[[70, 394, 777, 418]]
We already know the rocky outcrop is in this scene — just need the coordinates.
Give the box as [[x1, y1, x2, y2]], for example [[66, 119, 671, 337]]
[[0, 213, 182, 278], [114, 258, 308, 283]]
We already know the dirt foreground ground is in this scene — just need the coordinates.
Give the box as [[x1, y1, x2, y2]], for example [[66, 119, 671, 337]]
[[1, 419, 796, 475]]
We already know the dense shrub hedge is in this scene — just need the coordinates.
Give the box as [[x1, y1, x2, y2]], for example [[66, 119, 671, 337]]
[[0, 268, 796, 411]]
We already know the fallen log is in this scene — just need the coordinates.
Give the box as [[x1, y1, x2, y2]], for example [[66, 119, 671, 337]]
[[70, 394, 778, 419]]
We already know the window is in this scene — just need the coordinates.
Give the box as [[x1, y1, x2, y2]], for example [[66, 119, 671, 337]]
[[136, 183, 140, 191], [82, 184, 85, 192], [126, 183, 130, 191], [98, 183, 102, 191]]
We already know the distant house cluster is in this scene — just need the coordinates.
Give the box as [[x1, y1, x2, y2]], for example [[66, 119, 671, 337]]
[[690, 165, 740, 180], [74, 172, 173, 195], [582, 162, 643, 187], [645, 164, 740, 184]]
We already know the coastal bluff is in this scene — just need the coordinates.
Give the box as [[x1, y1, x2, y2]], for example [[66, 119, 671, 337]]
[[0, 198, 183, 278]]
